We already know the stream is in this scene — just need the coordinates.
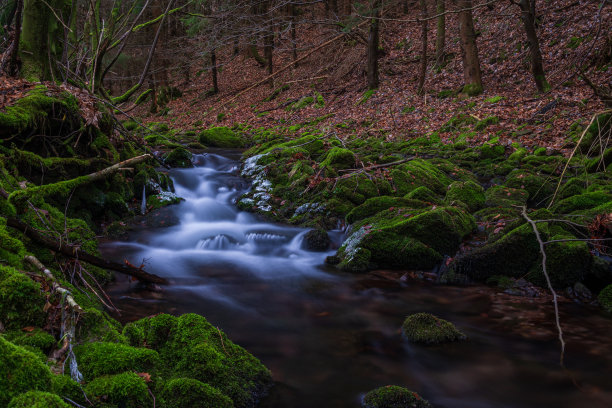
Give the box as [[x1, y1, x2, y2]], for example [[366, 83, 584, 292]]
[[101, 151, 612, 408]]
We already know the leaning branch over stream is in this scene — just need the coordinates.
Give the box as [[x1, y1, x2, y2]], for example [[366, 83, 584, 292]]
[[7, 217, 168, 285]]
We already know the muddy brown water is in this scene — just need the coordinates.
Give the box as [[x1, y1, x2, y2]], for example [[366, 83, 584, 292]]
[[101, 151, 612, 408]]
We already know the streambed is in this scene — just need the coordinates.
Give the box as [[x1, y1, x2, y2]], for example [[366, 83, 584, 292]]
[[101, 151, 612, 408]]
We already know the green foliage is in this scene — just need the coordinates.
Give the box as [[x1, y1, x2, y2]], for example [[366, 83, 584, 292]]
[[198, 127, 244, 148], [84, 372, 152, 408], [0, 336, 53, 407], [320, 147, 356, 170], [346, 196, 429, 224], [357, 89, 376, 105], [74, 342, 161, 380], [462, 83, 483, 96], [363, 385, 432, 408], [484, 96, 504, 104], [401, 313, 466, 344], [0, 265, 45, 329], [8, 391, 69, 408], [163, 147, 193, 168], [474, 115, 499, 131], [444, 180, 485, 212], [4, 328, 56, 355], [598, 284, 612, 313], [161, 378, 233, 408], [484, 185, 529, 208], [50, 375, 85, 406]]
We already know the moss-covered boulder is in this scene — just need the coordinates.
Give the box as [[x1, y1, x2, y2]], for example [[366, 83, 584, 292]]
[[4, 328, 56, 355], [199, 127, 244, 148], [401, 313, 466, 344], [0, 336, 53, 407], [84, 372, 152, 408], [302, 229, 331, 251], [160, 378, 233, 408], [74, 342, 161, 380], [320, 147, 356, 170], [484, 185, 529, 208], [163, 146, 193, 168], [346, 196, 430, 224], [123, 313, 272, 407], [504, 169, 554, 207], [598, 284, 612, 313], [551, 191, 612, 214], [444, 180, 485, 212], [50, 375, 85, 406], [362, 385, 432, 408], [390, 159, 452, 195], [8, 391, 70, 408], [404, 186, 441, 204], [0, 265, 45, 329]]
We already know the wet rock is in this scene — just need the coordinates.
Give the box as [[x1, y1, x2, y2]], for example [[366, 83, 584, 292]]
[[401, 312, 466, 344], [566, 282, 593, 302], [362, 385, 432, 408], [302, 229, 331, 251]]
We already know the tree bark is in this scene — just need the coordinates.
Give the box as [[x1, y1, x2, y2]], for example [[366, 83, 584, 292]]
[[7, 217, 169, 285], [367, 0, 381, 90], [417, 0, 428, 94], [291, 4, 298, 65], [435, 0, 446, 65], [457, 0, 483, 95], [211, 49, 219, 94], [0, 0, 23, 76], [519, 0, 549, 92]]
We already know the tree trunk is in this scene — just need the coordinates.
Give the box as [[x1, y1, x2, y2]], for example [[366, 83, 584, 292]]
[[457, 0, 483, 95], [1, 0, 23, 76], [211, 49, 219, 94], [20, 0, 71, 80], [367, 0, 381, 90], [291, 4, 298, 65], [435, 0, 445, 65], [417, 0, 428, 94], [519, 0, 549, 92]]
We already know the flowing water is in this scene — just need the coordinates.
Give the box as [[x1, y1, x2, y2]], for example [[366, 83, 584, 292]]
[[102, 151, 612, 408]]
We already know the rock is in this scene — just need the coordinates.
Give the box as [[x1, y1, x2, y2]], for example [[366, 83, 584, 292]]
[[401, 312, 466, 344], [598, 284, 612, 313], [302, 229, 331, 251], [362, 385, 432, 408]]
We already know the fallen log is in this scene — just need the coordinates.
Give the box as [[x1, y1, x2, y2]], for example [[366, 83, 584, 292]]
[[7, 217, 168, 285]]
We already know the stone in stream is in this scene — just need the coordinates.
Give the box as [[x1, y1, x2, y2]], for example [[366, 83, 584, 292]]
[[302, 228, 331, 251], [362, 385, 432, 408], [401, 312, 466, 345]]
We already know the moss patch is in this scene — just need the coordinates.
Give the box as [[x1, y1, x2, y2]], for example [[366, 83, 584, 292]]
[[362, 385, 432, 408], [401, 313, 466, 344]]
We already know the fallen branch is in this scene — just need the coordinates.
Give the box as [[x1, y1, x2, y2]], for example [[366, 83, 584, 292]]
[[9, 154, 152, 206], [24, 255, 81, 312], [521, 206, 565, 366], [338, 157, 416, 173], [7, 217, 168, 285]]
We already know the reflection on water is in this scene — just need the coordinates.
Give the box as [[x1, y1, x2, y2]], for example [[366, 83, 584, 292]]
[[102, 151, 612, 408]]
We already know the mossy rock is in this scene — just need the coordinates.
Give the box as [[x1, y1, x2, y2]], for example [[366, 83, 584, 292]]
[[123, 313, 272, 407], [444, 180, 485, 212], [84, 372, 152, 408], [0, 265, 45, 329], [504, 169, 555, 207], [51, 375, 85, 406], [160, 378, 233, 408], [484, 185, 529, 208], [8, 391, 69, 408], [598, 284, 612, 313], [302, 229, 331, 251], [320, 147, 356, 170], [74, 342, 161, 380], [346, 196, 430, 224], [199, 127, 244, 148], [333, 174, 381, 205], [362, 385, 432, 408], [163, 147, 193, 168], [76, 308, 126, 344], [4, 328, 56, 355], [392, 159, 452, 195], [0, 337, 53, 407], [479, 144, 506, 159], [360, 231, 442, 270], [401, 312, 466, 344], [404, 186, 442, 204], [551, 191, 612, 214]]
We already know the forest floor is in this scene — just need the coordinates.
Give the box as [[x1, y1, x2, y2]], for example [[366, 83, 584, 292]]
[[130, 0, 611, 152]]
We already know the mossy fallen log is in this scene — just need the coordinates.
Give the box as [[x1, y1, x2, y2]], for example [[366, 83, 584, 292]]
[[6, 217, 168, 285]]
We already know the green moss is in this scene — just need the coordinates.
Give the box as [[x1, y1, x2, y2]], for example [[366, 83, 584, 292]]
[[339, 246, 372, 273], [444, 180, 485, 212], [504, 169, 555, 206], [440, 114, 478, 133], [362, 385, 432, 408], [333, 174, 380, 205], [0, 217, 27, 267], [462, 83, 483, 96], [0, 265, 45, 329], [391, 159, 452, 195], [404, 186, 442, 204], [8, 176, 91, 208], [199, 127, 244, 148], [346, 196, 429, 224], [320, 147, 356, 170], [289, 96, 315, 110], [161, 378, 233, 408], [8, 391, 69, 408], [357, 89, 376, 105], [76, 308, 126, 343], [508, 147, 528, 162], [479, 144, 505, 159], [484, 185, 529, 208], [84, 372, 152, 408], [474, 115, 499, 131], [0, 336, 53, 407], [4, 328, 55, 354], [401, 313, 466, 344], [50, 375, 85, 406], [163, 147, 193, 168], [552, 191, 612, 214], [74, 342, 160, 380], [360, 231, 442, 270], [598, 284, 612, 313]]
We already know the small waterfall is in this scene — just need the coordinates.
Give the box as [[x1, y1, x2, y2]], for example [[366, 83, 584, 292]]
[[141, 184, 147, 215], [197, 234, 236, 250]]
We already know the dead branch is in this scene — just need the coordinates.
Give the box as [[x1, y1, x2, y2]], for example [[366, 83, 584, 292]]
[[24, 255, 82, 312], [7, 217, 168, 285], [521, 206, 566, 366]]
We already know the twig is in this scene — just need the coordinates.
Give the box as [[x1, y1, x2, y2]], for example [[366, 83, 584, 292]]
[[24, 255, 82, 312], [521, 207, 565, 366]]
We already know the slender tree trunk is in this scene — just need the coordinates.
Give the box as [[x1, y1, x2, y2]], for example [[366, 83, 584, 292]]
[[211, 49, 219, 94], [264, 30, 274, 87], [457, 0, 483, 95], [291, 4, 298, 66], [367, 0, 381, 90], [435, 0, 445, 65], [519, 0, 549, 92], [2, 0, 23, 76], [417, 0, 428, 94]]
